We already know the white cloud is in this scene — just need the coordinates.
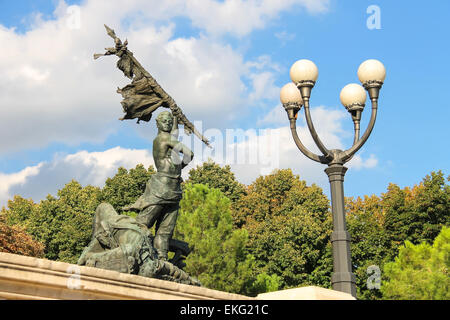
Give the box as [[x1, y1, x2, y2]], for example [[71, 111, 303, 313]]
[[257, 103, 287, 126], [0, 106, 379, 208], [184, 0, 330, 36], [184, 105, 379, 189], [274, 31, 296, 45], [0, 147, 153, 208], [247, 71, 280, 103], [0, 164, 44, 204], [258, 104, 350, 144], [0, 0, 329, 154], [0, 0, 337, 205], [245, 55, 281, 72], [347, 153, 378, 170]]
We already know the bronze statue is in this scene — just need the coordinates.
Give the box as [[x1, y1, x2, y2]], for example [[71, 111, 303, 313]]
[[77, 25, 205, 285], [77, 203, 200, 286], [94, 24, 211, 147], [123, 111, 194, 261]]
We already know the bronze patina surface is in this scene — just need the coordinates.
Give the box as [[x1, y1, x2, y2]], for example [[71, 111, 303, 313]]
[[77, 26, 201, 286]]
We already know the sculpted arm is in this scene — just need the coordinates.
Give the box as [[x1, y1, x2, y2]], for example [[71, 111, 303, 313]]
[[165, 138, 194, 168], [171, 114, 179, 139]]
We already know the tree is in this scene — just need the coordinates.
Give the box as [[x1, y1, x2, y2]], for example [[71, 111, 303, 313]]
[[1, 165, 155, 263], [2, 181, 101, 263], [381, 226, 450, 300], [346, 195, 390, 300], [345, 171, 449, 300], [383, 171, 449, 260], [174, 183, 279, 296], [0, 213, 44, 257], [185, 160, 246, 203], [35, 181, 101, 263], [99, 164, 155, 215], [1, 195, 38, 227], [235, 169, 333, 289]]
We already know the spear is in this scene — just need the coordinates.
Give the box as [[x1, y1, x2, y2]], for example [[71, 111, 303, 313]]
[[94, 24, 211, 147]]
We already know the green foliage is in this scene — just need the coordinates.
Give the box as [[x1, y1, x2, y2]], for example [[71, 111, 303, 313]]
[[235, 169, 333, 289], [381, 226, 450, 300], [346, 195, 390, 300], [2, 181, 101, 263], [99, 164, 155, 216], [41, 181, 101, 263], [174, 183, 279, 296], [246, 273, 282, 297], [1, 164, 156, 263], [345, 171, 449, 300], [1, 195, 37, 226], [185, 160, 246, 203], [383, 171, 450, 260], [2, 159, 448, 300], [0, 213, 44, 257]]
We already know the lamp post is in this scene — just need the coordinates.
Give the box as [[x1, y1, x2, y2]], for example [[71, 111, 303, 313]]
[[280, 59, 386, 297]]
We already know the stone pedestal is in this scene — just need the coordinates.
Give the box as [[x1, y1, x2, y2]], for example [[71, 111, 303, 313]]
[[0, 252, 250, 300], [0, 252, 355, 300], [257, 286, 355, 300]]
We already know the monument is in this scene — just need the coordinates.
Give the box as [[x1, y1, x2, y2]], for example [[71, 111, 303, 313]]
[[77, 203, 200, 286], [77, 25, 210, 285], [0, 25, 357, 301]]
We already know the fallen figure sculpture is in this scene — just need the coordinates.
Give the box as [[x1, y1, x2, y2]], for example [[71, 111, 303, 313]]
[[77, 203, 200, 286]]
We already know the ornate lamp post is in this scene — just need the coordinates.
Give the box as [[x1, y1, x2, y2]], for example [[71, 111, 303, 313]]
[[280, 59, 386, 297]]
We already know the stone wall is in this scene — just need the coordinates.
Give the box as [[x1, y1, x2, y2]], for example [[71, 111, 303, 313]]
[[0, 252, 354, 300]]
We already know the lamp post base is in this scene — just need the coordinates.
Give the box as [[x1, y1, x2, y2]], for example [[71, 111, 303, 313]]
[[325, 164, 357, 298], [331, 272, 357, 298]]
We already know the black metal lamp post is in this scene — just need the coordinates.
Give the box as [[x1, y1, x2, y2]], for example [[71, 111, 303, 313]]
[[279, 59, 386, 297]]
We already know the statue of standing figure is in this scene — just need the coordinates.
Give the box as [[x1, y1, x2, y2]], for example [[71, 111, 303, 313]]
[[78, 25, 206, 285], [123, 111, 194, 261], [78, 111, 197, 285]]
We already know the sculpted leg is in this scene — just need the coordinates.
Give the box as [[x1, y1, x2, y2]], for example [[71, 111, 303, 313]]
[[154, 204, 179, 260], [135, 204, 163, 227]]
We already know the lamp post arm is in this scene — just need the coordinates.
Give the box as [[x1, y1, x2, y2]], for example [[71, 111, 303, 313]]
[[353, 124, 360, 146], [342, 119, 360, 163], [352, 110, 361, 146], [289, 119, 328, 164], [303, 98, 333, 161], [342, 98, 378, 162]]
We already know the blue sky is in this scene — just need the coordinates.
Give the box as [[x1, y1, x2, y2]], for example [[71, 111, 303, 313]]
[[0, 0, 449, 207]]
